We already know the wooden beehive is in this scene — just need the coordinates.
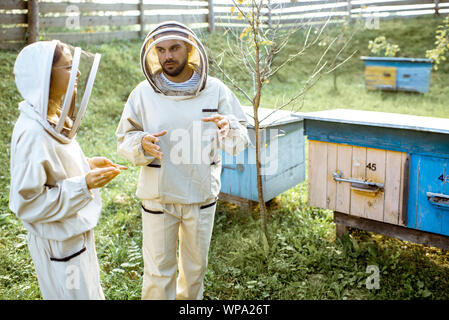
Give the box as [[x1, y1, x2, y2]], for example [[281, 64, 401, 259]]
[[361, 57, 432, 94], [219, 106, 305, 203], [309, 140, 408, 225], [304, 109, 449, 249]]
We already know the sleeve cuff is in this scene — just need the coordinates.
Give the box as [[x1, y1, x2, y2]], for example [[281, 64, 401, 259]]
[[66, 175, 94, 199], [131, 132, 156, 166]]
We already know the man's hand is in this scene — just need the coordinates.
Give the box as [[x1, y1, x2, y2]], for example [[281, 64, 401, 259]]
[[85, 167, 121, 190], [141, 130, 167, 160], [88, 157, 128, 171], [202, 114, 230, 139]]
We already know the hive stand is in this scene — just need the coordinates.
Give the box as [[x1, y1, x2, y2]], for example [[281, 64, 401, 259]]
[[334, 211, 449, 250], [218, 192, 257, 214]]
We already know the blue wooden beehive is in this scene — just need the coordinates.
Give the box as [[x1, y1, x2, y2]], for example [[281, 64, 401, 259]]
[[304, 109, 449, 248], [220, 106, 305, 202], [361, 56, 432, 93]]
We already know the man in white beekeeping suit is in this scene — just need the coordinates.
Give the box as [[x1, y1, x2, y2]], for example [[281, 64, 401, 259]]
[[116, 21, 250, 300]]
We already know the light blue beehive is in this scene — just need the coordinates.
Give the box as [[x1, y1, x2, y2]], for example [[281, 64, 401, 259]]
[[220, 106, 305, 202], [361, 56, 432, 94]]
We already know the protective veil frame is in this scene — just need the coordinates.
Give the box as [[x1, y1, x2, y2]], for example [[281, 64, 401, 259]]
[[142, 35, 207, 96], [54, 46, 101, 139], [55, 46, 81, 133], [140, 22, 209, 96], [68, 53, 101, 139]]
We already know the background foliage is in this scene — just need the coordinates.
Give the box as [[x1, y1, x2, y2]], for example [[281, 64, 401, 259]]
[[0, 16, 448, 299]]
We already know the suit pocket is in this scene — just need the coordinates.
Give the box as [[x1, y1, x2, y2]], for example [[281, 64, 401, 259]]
[[136, 165, 160, 199], [48, 233, 86, 262]]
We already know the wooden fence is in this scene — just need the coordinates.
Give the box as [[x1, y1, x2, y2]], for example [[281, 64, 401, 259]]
[[0, 0, 447, 50]]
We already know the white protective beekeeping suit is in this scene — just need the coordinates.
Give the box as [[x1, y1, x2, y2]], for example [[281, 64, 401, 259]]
[[116, 21, 250, 300], [9, 40, 104, 299]]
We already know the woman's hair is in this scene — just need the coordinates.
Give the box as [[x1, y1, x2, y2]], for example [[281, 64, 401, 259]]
[[52, 42, 64, 66]]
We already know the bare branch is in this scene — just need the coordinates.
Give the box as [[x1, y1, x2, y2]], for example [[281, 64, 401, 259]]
[[211, 54, 253, 104], [303, 23, 313, 48], [236, 35, 257, 75], [258, 60, 329, 124], [328, 25, 358, 69], [260, 24, 298, 80], [264, 15, 332, 80], [217, 1, 354, 142], [311, 36, 338, 75], [326, 49, 358, 74]]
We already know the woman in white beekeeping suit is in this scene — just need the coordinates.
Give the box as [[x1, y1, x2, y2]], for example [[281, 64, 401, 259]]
[[9, 40, 127, 300], [116, 22, 250, 300]]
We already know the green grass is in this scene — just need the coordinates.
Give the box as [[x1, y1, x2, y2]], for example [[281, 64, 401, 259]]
[[1, 16, 449, 300]]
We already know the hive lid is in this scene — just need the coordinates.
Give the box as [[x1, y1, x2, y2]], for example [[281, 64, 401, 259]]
[[242, 105, 303, 128], [360, 56, 433, 64], [303, 109, 449, 135]]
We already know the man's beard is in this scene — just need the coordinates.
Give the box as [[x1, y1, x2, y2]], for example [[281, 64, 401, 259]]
[[162, 58, 188, 77]]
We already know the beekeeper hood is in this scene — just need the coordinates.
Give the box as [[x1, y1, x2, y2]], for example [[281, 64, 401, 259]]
[[14, 40, 101, 143], [140, 21, 208, 97]]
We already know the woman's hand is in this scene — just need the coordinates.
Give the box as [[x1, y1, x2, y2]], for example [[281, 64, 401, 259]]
[[85, 157, 127, 189], [85, 167, 121, 190], [88, 157, 128, 171]]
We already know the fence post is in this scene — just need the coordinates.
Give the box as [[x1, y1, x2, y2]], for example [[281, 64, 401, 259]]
[[347, 0, 352, 23], [139, 0, 145, 38], [208, 0, 214, 33], [27, 0, 39, 44], [267, 0, 272, 29], [435, 0, 440, 15]]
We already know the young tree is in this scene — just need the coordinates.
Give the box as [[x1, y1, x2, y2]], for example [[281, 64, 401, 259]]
[[368, 36, 400, 57], [426, 16, 449, 70], [212, 0, 356, 249]]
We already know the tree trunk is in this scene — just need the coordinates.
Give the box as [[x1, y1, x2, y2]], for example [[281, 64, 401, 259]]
[[253, 104, 268, 238], [253, 35, 270, 248]]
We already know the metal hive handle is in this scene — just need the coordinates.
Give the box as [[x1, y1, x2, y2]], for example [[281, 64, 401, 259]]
[[333, 171, 384, 192], [222, 164, 244, 172], [427, 192, 449, 210]]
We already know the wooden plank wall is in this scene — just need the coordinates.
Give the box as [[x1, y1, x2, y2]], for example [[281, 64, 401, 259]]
[[0, 0, 27, 50], [39, 0, 209, 44], [308, 140, 408, 226], [0, 0, 209, 49], [213, 0, 449, 30], [1, 0, 448, 50]]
